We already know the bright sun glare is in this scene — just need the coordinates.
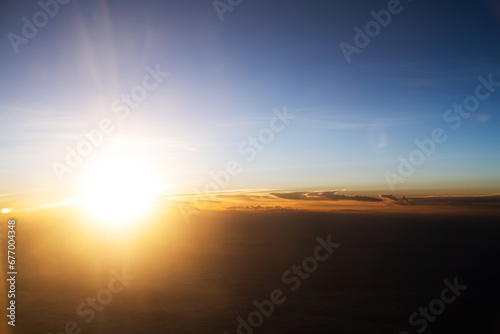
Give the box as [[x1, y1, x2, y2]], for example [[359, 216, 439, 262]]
[[82, 157, 157, 226]]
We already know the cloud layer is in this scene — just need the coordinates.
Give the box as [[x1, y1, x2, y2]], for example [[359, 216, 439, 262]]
[[175, 190, 500, 214]]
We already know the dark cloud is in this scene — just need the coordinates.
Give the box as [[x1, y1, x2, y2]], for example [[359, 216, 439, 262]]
[[270, 191, 383, 202], [379, 194, 415, 205], [408, 195, 500, 206]]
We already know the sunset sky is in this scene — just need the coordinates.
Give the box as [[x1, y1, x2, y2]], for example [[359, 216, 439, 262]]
[[3, 3, 500, 334], [1, 0, 500, 211]]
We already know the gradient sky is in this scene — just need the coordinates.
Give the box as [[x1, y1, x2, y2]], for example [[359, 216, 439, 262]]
[[1, 0, 500, 207]]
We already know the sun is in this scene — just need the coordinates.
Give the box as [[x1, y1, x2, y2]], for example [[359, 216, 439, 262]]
[[81, 157, 157, 227]]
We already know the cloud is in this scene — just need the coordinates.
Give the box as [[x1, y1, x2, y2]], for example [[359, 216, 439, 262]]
[[379, 194, 415, 205], [408, 195, 500, 206], [173, 190, 500, 215], [226, 205, 292, 211], [217, 194, 276, 201], [270, 191, 383, 203], [267, 191, 500, 207]]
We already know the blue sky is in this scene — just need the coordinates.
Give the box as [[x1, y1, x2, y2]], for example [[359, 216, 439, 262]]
[[1, 0, 500, 205]]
